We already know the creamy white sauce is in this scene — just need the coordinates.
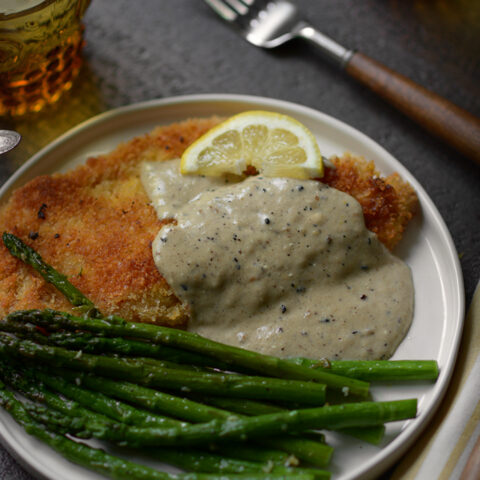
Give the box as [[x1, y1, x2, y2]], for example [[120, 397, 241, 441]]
[[141, 161, 236, 219], [143, 159, 414, 360]]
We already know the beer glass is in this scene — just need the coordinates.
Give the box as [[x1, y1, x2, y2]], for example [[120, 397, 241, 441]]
[[0, 0, 91, 116]]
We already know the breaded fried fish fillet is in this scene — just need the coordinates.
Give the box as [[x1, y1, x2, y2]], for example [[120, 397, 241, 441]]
[[0, 117, 417, 326]]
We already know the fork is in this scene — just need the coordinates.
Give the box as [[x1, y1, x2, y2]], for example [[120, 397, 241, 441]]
[[204, 0, 480, 164]]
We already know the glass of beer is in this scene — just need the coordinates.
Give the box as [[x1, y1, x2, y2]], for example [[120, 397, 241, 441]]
[[0, 0, 91, 116]]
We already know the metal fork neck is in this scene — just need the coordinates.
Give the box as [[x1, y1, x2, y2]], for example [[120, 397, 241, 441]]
[[296, 23, 354, 69]]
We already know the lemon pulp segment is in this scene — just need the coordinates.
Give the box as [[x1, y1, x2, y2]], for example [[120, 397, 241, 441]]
[[180, 111, 323, 179]]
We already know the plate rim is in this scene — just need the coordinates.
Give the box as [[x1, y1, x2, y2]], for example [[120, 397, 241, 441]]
[[0, 93, 465, 480]]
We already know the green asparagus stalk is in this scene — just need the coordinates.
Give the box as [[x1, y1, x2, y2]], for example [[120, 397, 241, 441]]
[[5, 392, 416, 447], [196, 397, 287, 416], [0, 353, 343, 467], [131, 398, 416, 447], [0, 360, 184, 429], [5, 321, 438, 382], [0, 333, 326, 405], [0, 365, 113, 430], [22, 401, 92, 437], [44, 367, 332, 467], [53, 367, 239, 422], [3, 309, 369, 398], [150, 449, 330, 479], [0, 352, 376, 464], [0, 382, 313, 480], [0, 327, 209, 374], [2, 233, 101, 318], [1, 359, 299, 467], [288, 358, 439, 381], [21, 399, 327, 479], [196, 396, 385, 445], [16, 399, 330, 480], [3, 364, 416, 449], [10, 326, 233, 370], [0, 356, 417, 450], [336, 425, 386, 445], [206, 446, 294, 466], [4, 317, 439, 383]]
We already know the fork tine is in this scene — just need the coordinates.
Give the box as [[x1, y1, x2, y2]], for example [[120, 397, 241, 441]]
[[224, 0, 249, 15], [203, 0, 238, 21]]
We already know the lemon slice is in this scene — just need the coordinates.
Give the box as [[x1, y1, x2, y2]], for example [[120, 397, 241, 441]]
[[180, 111, 323, 179]]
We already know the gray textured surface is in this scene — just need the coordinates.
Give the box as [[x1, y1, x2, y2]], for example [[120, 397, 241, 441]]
[[0, 0, 479, 478]]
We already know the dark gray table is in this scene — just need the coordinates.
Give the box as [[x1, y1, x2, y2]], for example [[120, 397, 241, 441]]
[[1, 1, 479, 478]]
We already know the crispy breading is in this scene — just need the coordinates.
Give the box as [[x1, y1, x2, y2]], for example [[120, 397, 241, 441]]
[[0, 117, 417, 325], [0, 118, 221, 326], [322, 154, 418, 250]]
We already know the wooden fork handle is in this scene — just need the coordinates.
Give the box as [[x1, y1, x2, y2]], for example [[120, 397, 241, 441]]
[[344, 52, 480, 164]]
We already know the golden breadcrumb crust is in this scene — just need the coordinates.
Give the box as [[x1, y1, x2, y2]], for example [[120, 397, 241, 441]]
[[322, 154, 418, 250], [0, 117, 417, 325]]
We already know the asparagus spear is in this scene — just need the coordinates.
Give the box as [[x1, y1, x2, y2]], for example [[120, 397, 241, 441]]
[[131, 398, 416, 447], [53, 367, 239, 422], [2, 233, 101, 318], [19, 400, 330, 480], [22, 401, 93, 437], [10, 326, 232, 370], [3, 389, 416, 447], [2, 361, 416, 449], [206, 400, 384, 445], [0, 336, 331, 465], [3, 360, 309, 462], [288, 358, 439, 381], [4, 360, 298, 467], [0, 354, 416, 450], [195, 396, 386, 445], [6, 322, 439, 382], [150, 449, 330, 479], [3, 309, 369, 398], [0, 350, 394, 460], [0, 381, 313, 480], [21, 399, 328, 479], [196, 397, 287, 416], [206, 446, 293, 466], [0, 359, 184, 429], [0, 333, 326, 405], [0, 327, 209, 374], [40, 367, 332, 468]]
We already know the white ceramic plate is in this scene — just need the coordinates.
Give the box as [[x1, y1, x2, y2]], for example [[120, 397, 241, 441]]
[[0, 94, 465, 480]]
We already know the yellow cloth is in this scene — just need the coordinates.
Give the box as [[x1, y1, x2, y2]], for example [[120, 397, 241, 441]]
[[392, 282, 480, 480]]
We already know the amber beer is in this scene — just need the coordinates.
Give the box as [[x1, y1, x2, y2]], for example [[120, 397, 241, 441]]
[[0, 0, 91, 116]]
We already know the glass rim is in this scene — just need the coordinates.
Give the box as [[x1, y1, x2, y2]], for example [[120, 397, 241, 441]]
[[0, 1, 64, 21]]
